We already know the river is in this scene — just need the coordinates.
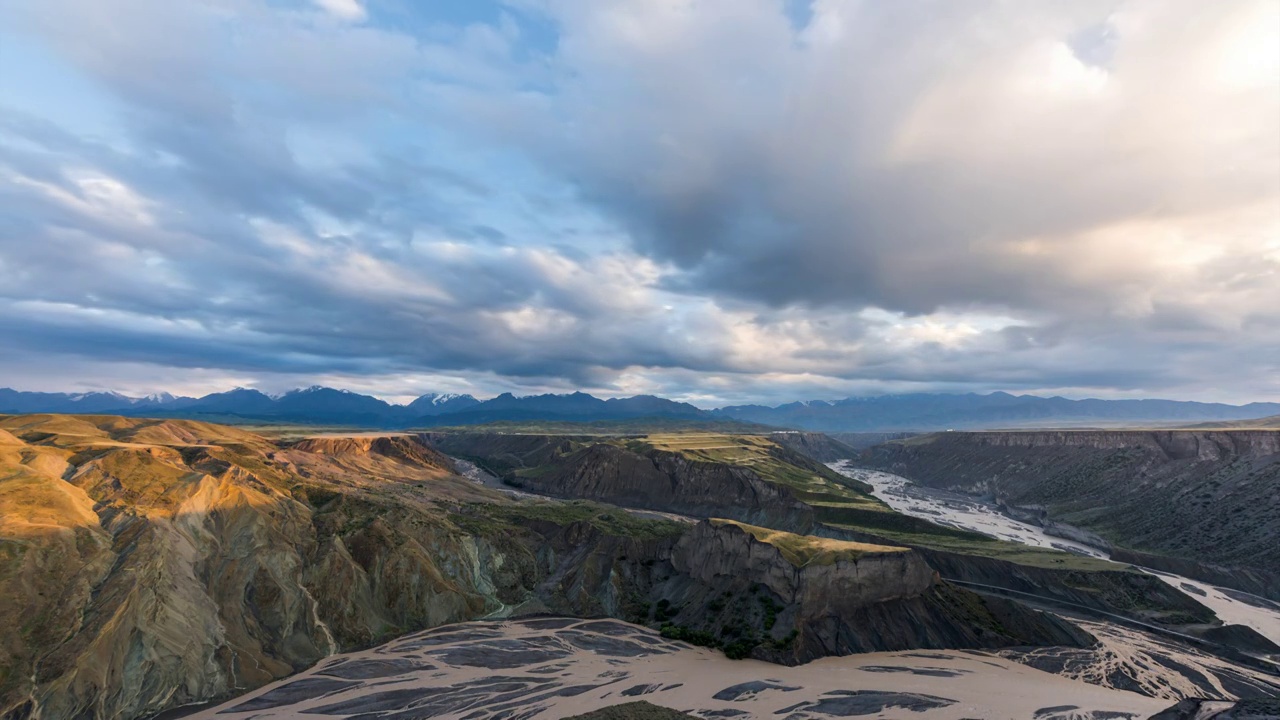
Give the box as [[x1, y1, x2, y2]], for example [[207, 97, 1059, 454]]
[[830, 463, 1280, 648]]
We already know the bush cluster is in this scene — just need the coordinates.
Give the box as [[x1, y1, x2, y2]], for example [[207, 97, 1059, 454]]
[[654, 598, 676, 622], [656, 589, 799, 660], [659, 623, 717, 647]]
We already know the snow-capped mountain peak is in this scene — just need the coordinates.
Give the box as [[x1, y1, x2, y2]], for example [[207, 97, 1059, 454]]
[[69, 391, 134, 404]]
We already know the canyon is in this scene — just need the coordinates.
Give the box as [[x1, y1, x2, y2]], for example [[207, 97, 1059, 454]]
[[1, 416, 1276, 719], [860, 430, 1280, 601]]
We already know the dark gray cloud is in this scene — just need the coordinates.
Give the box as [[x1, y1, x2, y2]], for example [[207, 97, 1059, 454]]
[[479, 1, 1279, 314], [0, 0, 1275, 405]]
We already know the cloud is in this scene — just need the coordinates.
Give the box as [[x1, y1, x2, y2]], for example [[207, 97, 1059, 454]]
[[461, 1, 1279, 315], [313, 0, 365, 22], [0, 0, 1275, 405]]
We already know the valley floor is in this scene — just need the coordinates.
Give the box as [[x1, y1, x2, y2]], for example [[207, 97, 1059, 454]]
[[190, 617, 1167, 720]]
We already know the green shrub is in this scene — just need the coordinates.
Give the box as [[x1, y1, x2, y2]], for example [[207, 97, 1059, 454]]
[[659, 624, 717, 647], [759, 595, 782, 631], [654, 598, 676, 622], [722, 637, 758, 659], [767, 629, 799, 649]]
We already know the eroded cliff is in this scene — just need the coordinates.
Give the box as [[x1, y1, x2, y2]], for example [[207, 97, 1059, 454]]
[[861, 430, 1280, 599], [525, 444, 817, 532], [654, 520, 1090, 663]]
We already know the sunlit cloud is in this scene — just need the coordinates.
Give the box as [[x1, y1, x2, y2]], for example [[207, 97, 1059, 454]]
[[0, 0, 1275, 405]]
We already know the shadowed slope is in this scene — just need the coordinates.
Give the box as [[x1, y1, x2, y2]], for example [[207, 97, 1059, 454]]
[[861, 430, 1280, 599]]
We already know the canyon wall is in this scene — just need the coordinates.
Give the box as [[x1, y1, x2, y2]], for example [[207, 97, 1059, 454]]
[[861, 430, 1280, 599]]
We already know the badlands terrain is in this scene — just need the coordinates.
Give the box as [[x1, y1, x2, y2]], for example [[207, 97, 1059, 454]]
[[0, 415, 1277, 719]]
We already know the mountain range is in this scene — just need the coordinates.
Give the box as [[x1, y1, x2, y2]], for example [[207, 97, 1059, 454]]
[[1, 386, 1277, 432], [715, 392, 1280, 431]]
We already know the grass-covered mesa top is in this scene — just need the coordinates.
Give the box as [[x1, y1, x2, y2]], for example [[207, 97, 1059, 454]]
[[709, 519, 908, 567]]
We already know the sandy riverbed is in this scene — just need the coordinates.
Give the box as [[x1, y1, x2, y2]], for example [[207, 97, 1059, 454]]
[[191, 617, 1168, 720]]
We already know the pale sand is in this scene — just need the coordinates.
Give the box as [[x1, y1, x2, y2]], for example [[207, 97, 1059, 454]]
[[1146, 572, 1280, 646], [1008, 619, 1280, 700], [192, 618, 1166, 720]]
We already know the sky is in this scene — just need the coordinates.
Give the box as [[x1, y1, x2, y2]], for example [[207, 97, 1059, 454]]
[[0, 0, 1277, 406]]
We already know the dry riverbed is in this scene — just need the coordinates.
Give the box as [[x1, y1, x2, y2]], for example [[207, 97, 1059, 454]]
[[190, 617, 1168, 720]]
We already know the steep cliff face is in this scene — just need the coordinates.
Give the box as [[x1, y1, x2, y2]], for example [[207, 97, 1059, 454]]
[[914, 548, 1215, 625], [5, 417, 1241, 719], [861, 431, 1280, 599], [523, 444, 816, 532], [657, 520, 1090, 663], [424, 431, 887, 533], [766, 432, 860, 462], [949, 429, 1280, 458], [672, 520, 934, 609]]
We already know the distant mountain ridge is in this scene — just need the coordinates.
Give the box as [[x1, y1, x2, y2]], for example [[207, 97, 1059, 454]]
[[0, 387, 702, 428], [713, 391, 1280, 432], [1, 386, 1277, 431]]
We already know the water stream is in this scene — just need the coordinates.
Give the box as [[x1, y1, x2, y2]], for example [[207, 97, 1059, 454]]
[[300, 584, 339, 657]]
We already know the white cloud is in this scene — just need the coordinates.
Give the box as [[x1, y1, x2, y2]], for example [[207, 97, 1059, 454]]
[[312, 0, 365, 22], [0, 0, 1275, 404], [7, 168, 155, 228]]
